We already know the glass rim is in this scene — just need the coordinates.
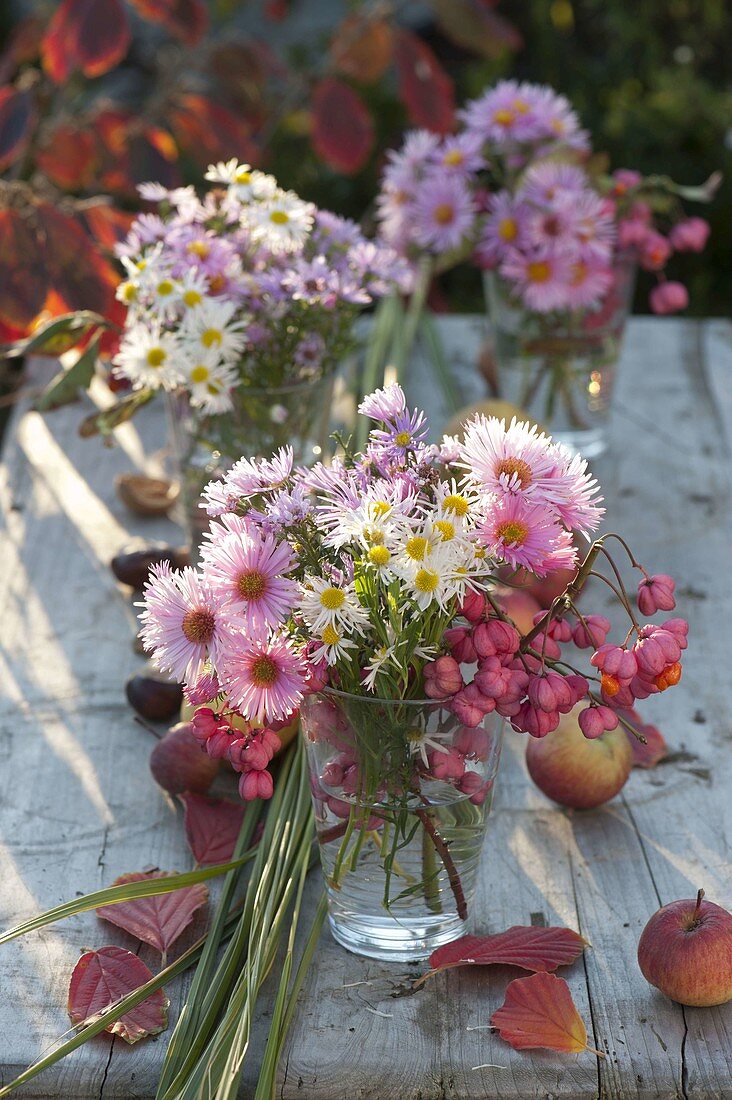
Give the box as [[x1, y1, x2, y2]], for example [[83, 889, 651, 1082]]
[[235, 369, 337, 398]]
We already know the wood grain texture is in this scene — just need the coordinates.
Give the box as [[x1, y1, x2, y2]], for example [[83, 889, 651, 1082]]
[[1, 322, 731, 1099]]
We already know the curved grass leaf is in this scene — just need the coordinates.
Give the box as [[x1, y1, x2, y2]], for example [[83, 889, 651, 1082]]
[[77, 387, 155, 437], [36, 332, 101, 411]]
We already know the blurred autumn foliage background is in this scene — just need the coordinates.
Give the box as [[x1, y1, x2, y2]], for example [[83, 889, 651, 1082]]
[[0, 0, 729, 348]]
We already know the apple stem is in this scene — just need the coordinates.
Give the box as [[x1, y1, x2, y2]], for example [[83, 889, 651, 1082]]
[[695, 888, 705, 918]]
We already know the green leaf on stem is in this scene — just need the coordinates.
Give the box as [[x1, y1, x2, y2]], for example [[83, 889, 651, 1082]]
[[35, 332, 102, 411]]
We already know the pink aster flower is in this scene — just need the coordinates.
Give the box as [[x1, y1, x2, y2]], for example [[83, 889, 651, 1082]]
[[564, 256, 614, 309], [571, 190, 616, 260], [519, 162, 588, 206], [499, 248, 572, 312], [358, 382, 406, 422], [219, 635, 307, 723], [478, 495, 577, 576], [139, 563, 227, 683], [437, 132, 487, 175], [203, 530, 297, 636], [202, 446, 294, 515], [412, 173, 476, 254], [477, 191, 531, 267]]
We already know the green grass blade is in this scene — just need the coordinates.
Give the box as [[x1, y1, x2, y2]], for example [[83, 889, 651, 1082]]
[[418, 310, 461, 417], [354, 294, 402, 451], [0, 855, 257, 947]]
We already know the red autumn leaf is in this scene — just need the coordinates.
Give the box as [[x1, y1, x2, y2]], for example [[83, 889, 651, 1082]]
[[429, 0, 522, 58], [36, 125, 98, 189], [0, 85, 35, 172], [127, 0, 208, 46], [68, 945, 169, 1044], [37, 203, 119, 318], [80, 203, 135, 251], [169, 93, 258, 168], [0, 209, 49, 328], [331, 15, 393, 84], [491, 972, 597, 1054], [420, 926, 587, 984], [180, 792, 246, 866], [311, 78, 374, 175], [96, 872, 208, 953], [42, 0, 131, 83], [394, 28, 455, 134], [619, 707, 668, 767], [0, 16, 45, 84]]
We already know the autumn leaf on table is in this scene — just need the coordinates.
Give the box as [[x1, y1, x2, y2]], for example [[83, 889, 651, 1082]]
[[68, 946, 168, 1045], [619, 707, 668, 767], [179, 792, 247, 865], [415, 926, 588, 986], [96, 871, 208, 954], [491, 972, 603, 1056]]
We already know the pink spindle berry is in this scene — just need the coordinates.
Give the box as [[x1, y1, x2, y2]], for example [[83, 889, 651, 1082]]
[[428, 747, 466, 781], [639, 230, 672, 271], [527, 670, 573, 713], [451, 683, 495, 727], [424, 655, 464, 699], [669, 217, 710, 253], [239, 768, 274, 801], [460, 589, 486, 623], [578, 704, 619, 739], [637, 574, 676, 615], [459, 771, 491, 805], [472, 618, 520, 661], [650, 281, 689, 315], [444, 625, 477, 665], [572, 614, 611, 649], [206, 727, 237, 760], [229, 735, 269, 772], [191, 707, 221, 741], [454, 726, 491, 760], [633, 625, 681, 677], [533, 612, 572, 643], [618, 218, 651, 250], [591, 644, 638, 684], [662, 618, 689, 649], [564, 673, 590, 706], [511, 702, 561, 738]]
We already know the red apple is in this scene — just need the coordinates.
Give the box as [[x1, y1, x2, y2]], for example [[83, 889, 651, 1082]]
[[494, 586, 542, 636], [525, 707, 633, 809], [527, 565, 579, 609], [637, 890, 732, 1006], [149, 722, 219, 795]]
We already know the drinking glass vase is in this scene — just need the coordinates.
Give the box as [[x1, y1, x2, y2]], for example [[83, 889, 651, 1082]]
[[300, 690, 504, 961]]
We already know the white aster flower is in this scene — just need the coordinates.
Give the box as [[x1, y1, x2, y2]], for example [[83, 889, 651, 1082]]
[[310, 623, 358, 667], [406, 725, 451, 768], [182, 355, 237, 414], [249, 190, 314, 253], [299, 576, 370, 637], [113, 324, 183, 390], [181, 299, 247, 362]]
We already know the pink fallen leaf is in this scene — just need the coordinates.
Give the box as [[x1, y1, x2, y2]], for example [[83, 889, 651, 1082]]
[[491, 972, 602, 1055], [620, 707, 668, 767], [96, 871, 208, 953], [179, 792, 246, 865], [68, 945, 168, 1044], [416, 925, 587, 986]]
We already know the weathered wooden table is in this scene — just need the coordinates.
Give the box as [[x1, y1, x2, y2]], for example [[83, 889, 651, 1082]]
[[1, 317, 731, 1099]]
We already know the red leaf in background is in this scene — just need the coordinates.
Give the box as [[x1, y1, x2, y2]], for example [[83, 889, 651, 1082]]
[[0, 210, 48, 328], [491, 972, 597, 1054], [95, 111, 180, 197], [0, 86, 35, 172], [420, 926, 587, 985], [394, 28, 455, 134], [80, 203, 135, 251], [169, 94, 258, 169], [96, 872, 208, 953], [36, 125, 98, 189], [311, 78, 374, 175], [42, 0, 131, 83], [37, 203, 118, 317], [180, 792, 246, 865], [264, 0, 290, 20], [619, 708, 668, 767], [0, 16, 45, 84], [429, 0, 522, 58], [331, 15, 393, 84], [128, 0, 208, 46], [68, 946, 169, 1044]]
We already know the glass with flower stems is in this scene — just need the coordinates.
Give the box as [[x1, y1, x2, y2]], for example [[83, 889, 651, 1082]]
[[301, 690, 503, 960], [484, 252, 637, 458]]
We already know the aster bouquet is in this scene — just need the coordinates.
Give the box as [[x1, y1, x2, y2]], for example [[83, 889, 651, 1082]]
[[112, 160, 410, 538], [376, 80, 716, 455], [139, 382, 687, 960]]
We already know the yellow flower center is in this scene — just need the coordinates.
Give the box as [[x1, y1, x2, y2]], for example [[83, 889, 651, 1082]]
[[187, 241, 210, 258], [371, 500, 391, 518], [405, 536, 428, 561], [319, 587, 346, 610], [135, 259, 148, 271], [496, 519, 529, 546], [321, 624, 341, 646], [415, 568, 439, 594], [495, 457, 533, 488], [270, 209, 290, 225], [394, 430, 411, 447], [513, 97, 530, 114], [405, 726, 423, 743], [207, 381, 224, 395], [433, 203, 455, 226], [498, 217, 518, 241], [146, 347, 166, 367], [527, 261, 551, 284], [442, 493, 469, 517], [443, 149, 465, 167], [235, 168, 252, 184], [434, 519, 455, 541], [363, 525, 385, 545], [237, 570, 267, 601], [157, 279, 175, 296], [201, 328, 222, 348], [183, 289, 203, 307], [120, 282, 137, 302], [190, 365, 210, 384], [250, 654, 278, 687], [181, 608, 215, 643], [493, 108, 515, 127], [367, 545, 390, 567]]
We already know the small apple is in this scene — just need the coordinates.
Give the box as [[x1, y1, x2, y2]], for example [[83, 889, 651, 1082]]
[[149, 721, 219, 795], [637, 889, 732, 1007], [442, 399, 545, 442], [525, 707, 633, 809], [494, 586, 542, 637]]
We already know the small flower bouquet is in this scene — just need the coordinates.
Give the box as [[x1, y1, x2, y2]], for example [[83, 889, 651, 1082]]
[[140, 383, 687, 959], [376, 81, 717, 455]]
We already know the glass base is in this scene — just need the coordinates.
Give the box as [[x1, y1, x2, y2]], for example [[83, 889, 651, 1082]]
[[328, 906, 468, 962], [552, 426, 607, 460]]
